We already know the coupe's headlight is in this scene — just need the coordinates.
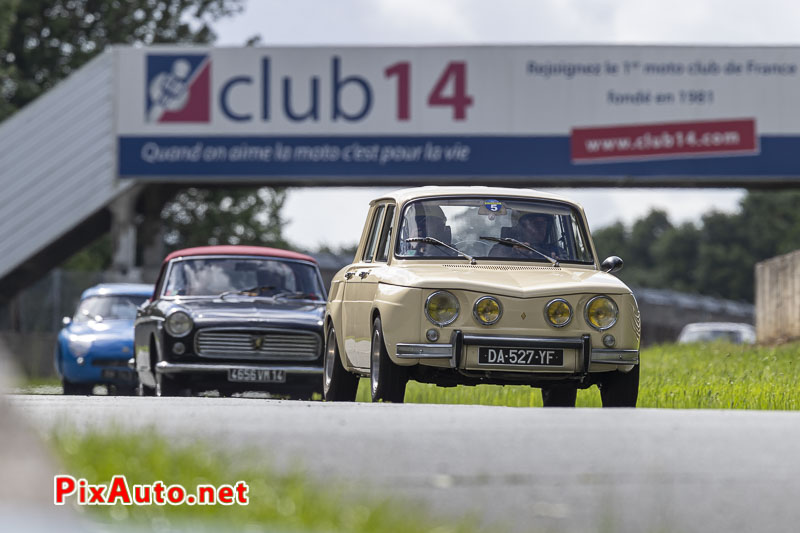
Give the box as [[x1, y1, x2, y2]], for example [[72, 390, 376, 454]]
[[425, 291, 459, 326], [474, 296, 502, 325], [585, 296, 618, 331], [545, 299, 572, 328], [165, 310, 193, 337], [67, 334, 95, 357]]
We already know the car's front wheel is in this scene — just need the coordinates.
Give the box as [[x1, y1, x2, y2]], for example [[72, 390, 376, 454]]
[[323, 325, 358, 401], [370, 317, 407, 403], [156, 374, 189, 397], [540, 384, 577, 407], [62, 379, 93, 396], [599, 364, 640, 408]]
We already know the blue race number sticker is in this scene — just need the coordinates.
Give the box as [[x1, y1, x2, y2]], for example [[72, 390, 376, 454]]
[[484, 199, 503, 212]]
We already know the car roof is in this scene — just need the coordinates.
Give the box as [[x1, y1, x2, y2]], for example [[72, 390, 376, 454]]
[[371, 186, 581, 208], [81, 283, 154, 299], [162, 245, 317, 265]]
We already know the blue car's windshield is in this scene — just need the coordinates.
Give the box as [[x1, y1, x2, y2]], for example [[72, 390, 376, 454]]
[[73, 295, 148, 323]]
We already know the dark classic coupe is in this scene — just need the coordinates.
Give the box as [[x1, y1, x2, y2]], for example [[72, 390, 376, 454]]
[[134, 245, 327, 398]]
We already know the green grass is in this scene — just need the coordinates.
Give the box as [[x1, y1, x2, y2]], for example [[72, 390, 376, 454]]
[[49, 430, 485, 533], [357, 341, 800, 410]]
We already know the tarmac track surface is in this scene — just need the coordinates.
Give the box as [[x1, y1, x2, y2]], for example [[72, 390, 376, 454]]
[[10, 394, 800, 533]]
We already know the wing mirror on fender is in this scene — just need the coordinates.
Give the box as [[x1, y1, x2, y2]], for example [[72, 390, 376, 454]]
[[601, 256, 624, 274]]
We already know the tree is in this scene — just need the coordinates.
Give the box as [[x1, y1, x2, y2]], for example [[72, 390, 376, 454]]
[[591, 191, 800, 303], [161, 187, 291, 251], [0, 0, 245, 120], [650, 222, 700, 292]]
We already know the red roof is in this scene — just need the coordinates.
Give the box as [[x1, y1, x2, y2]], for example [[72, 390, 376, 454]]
[[162, 245, 317, 265]]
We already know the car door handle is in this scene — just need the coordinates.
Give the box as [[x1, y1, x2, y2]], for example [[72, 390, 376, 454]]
[[344, 272, 355, 279], [358, 271, 370, 279]]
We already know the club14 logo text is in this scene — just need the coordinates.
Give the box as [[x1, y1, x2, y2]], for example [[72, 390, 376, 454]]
[[145, 54, 474, 124]]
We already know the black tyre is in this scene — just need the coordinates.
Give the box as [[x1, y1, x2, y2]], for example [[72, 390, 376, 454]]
[[156, 374, 188, 397], [110, 384, 137, 396], [370, 317, 407, 403], [323, 325, 358, 401], [62, 379, 93, 396], [541, 384, 577, 407], [599, 364, 640, 408]]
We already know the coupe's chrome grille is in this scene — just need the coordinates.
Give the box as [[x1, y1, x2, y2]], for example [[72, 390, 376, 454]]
[[195, 329, 321, 361]]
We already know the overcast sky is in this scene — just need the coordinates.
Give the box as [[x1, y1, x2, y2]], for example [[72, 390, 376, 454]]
[[212, 0, 798, 251]]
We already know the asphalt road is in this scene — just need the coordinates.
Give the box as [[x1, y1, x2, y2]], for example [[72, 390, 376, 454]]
[[9, 394, 800, 533]]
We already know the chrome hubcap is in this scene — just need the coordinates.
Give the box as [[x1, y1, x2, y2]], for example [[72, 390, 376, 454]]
[[324, 330, 336, 393], [370, 329, 380, 397]]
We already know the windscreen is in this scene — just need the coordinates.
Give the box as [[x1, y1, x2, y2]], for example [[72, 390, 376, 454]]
[[395, 197, 594, 263], [163, 258, 324, 300], [73, 295, 148, 323]]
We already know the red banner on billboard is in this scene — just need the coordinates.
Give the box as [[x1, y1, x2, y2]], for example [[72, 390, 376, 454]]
[[571, 119, 758, 162]]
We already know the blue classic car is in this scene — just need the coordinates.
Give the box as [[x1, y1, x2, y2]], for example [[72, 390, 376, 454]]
[[56, 283, 153, 395], [134, 245, 326, 398]]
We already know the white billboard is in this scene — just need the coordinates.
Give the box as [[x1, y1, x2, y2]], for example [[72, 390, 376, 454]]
[[115, 45, 800, 182]]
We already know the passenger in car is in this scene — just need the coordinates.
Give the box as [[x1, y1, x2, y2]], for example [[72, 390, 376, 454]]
[[490, 213, 560, 259]]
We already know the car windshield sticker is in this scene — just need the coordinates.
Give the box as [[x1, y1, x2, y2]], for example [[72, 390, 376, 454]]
[[485, 199, 502, 212], [478, 199, 507, 216]]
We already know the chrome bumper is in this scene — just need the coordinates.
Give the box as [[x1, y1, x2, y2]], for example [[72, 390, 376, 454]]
[[396, 332, 639, 370], [155, 361, 323, 375]]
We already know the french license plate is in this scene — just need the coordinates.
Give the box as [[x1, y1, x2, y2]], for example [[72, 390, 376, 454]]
[[101, 369, 134, 380], [478, 347, 563, 366], [228, 368, 286, 383]]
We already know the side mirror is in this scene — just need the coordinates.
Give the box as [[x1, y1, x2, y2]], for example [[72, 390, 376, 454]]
[[62, 316, 72, 326], [601, 256, 624, 274]]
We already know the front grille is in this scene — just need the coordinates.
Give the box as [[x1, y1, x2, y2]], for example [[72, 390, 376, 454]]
[[195, 329, 321, 361]]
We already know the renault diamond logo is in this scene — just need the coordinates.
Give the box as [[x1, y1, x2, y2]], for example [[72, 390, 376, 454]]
[[253, 336, 264, 350]]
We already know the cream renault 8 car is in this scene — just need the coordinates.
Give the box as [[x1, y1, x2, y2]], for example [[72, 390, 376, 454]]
[[324, 186, 640, 407]]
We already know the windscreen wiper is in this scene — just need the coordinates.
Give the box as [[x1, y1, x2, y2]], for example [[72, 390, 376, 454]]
[[479, 236, 559, 266], [406, 237, 476, 264], [218, 285, 276, 299]]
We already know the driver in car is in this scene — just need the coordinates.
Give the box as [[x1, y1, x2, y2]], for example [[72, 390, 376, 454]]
[[408, 207, 457, 257]]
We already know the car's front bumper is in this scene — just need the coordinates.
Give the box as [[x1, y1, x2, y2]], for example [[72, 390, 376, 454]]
[[155, 361, 322, 376], [396, 331, 639, 371], [60, 355, 137, 385]]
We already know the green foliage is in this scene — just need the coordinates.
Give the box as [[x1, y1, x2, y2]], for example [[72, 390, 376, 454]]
[[61, 234, 113, 271], [50, 429, 484, 533], [0, 0, 245, 120], [161, 187, 291, 251], [356, 341, 800, 410], [592, 190, 800, 302]]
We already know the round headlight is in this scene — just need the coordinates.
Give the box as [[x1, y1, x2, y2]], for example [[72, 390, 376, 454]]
[[545, 299, 572, 328], [585, 296, 618, 331], [425, 291, 459, 326], [473, 296, 502, 325], [165, 310, 193, 337]]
